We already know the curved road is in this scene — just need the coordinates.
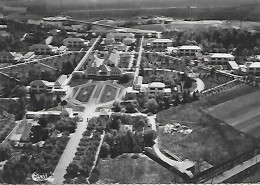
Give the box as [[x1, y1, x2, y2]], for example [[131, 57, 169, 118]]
[[147, 115, 194, 178]]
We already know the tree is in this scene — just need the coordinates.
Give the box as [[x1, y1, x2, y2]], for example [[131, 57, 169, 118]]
[[0, 143, 11, 161], [66, 163, 79, 178], [143, 130, 157, 147], [99, 142, 110, 159], [110, 119, 122, 131], [174, 94, 180, 106], [38, 118, 48, 127], [133, 119, 145, 132], [210, 67, 216, 76], [89, 168, 100, 183], [30, 125, 49, 143], [192, 92, 199, 101], [56, 94, 62, 103], [125, 102, 136, 113], [112, 101, 121, 112], [118, 74, 130, 84], [145, 98, 159, 113]]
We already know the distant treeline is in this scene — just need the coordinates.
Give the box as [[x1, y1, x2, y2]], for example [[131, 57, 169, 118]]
[[24, 0, 260, 21]]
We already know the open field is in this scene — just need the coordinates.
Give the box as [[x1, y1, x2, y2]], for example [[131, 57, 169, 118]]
[[75, 85, 95, 103], [99, 85, 118, 103], [207, 89, 260, 138], [199, 73, 234, 90], [156, 84, 259, 166], [97, 154, 181, 184]]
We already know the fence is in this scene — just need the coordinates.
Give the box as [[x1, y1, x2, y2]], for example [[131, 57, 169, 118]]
[[191, 147, 260, 183], [201, 79, 242, 97]]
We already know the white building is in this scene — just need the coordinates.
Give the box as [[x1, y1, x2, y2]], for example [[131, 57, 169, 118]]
[[63, 38, 85, 47], [210, 53, 235, 65], [106, 32, 135, 41], [147, 82, 171, 96], [179, 45, 202, 57], [152, 39, 172, 49], [29, 44, 55, 55], [247, 62, 260, 75]]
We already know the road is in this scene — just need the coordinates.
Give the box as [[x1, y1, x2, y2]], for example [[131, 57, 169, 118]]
[[52, 105, 99, 184], [147, 115, 194, 178], [192, 78, 205, 94], [62, 36, 101, 87], [134, 36, 144, 78]]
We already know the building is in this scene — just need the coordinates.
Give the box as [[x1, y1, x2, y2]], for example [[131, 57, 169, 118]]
[[30, 80, 54, 93], [122, 37, 135, 46], [103, 37, 115, 45], [29, 44, 55, 55], [63, 38, 85, 47], [210, 53, 235, 65], [179, 45, 202, 57], [247, 62, 260, 75], [147, 82, 171, 96], [106, 32, 135, 41], [133, 76, 143, 90], [103, 49, 120, 66], [84, 64, 123, 80], [227, 61, 239, 70], [0, 52, 14, 63], [151, 39, 173, 50]]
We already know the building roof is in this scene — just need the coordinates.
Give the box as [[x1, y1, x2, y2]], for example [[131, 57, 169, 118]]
[[228, 61, 239, 70], [98, 64, 111, 72], [152, 39, 172, 43], [107, 32, 135, 39], [30, 80, 54, 87], [30, 44, 53, 49], [55, 75, 68, 86], [249, 62, 260, 68], [210, 53, 234, 58], [100, 108, 110, 116], [103, 49, 119, 66], [179, 45, 201, 50], [134, 76, 143, 86], [110, 66, 123, 73], [148, 82, 165, 88], [63, 37, 84, 42]]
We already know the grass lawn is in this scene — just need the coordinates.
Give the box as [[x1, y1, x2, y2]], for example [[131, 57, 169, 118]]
[[75, 85, 95, 103], [99, 85, 118, 103], [69, 78, 90, 87], [199, 72, 234, 90], [156, 84, 259, 166], [97, 154, 182, 184], [93, 84, 103, 99]]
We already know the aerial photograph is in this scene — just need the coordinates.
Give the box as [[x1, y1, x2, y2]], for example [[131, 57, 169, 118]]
[[0, 0, 260, 184]]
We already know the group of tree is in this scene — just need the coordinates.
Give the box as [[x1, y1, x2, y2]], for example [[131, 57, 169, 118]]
[[29, 93, 61, 111], [54, 118, 77, 133], [163, 28, 260, 60], [0, 19, 49, 52]]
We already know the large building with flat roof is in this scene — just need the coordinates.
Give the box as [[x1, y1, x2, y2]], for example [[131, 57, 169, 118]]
[[210, 53, 235, 65], [179, 45, 202, 57]]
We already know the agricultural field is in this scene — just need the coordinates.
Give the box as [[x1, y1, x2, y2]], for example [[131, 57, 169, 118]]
[[75, 85, 95, 103], [156, 84, 259, 166], [98, 154, 180, 184], [99, 85, 118, 103], [207, 89, 260, 138]]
